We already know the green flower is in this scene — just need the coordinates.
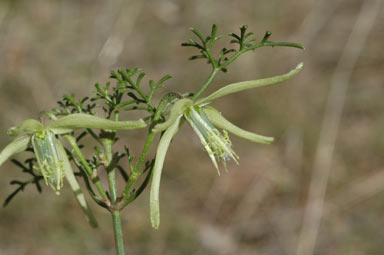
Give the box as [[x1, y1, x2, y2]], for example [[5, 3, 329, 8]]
[[150, 62, 303, 229], [0, 113, 146, 227]]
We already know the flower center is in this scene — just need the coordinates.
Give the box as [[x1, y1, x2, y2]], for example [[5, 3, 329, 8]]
[[184, 105, 238, 173]]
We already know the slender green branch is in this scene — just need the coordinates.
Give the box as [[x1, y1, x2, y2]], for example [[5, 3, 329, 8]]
[[121, 96, 170, 206], [128, 77, 155, 110], [101, 133, 126, 254], [220, 41, 304, 70], [191, 68, 219, 100], [135, 132, 156, 173], [122, 131, 155, 202], [63, 135, 108, 200], [115, 100, 137, 111], [102, 137, 118, 203], [206, 49, 218, 69]]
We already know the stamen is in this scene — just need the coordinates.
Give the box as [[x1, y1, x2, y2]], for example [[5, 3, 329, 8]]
[[184, 105, 238, 173]]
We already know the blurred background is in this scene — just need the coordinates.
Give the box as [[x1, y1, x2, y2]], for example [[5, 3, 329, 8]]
[[0, 0, 383, 254]]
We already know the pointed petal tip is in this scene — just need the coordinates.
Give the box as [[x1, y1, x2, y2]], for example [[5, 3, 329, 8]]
[[150, 203, 160, 229], [297, 62, 304, 69], [7, 127, 18, 136], [7, 119, 43, 136], [151, 221, 160, 229]]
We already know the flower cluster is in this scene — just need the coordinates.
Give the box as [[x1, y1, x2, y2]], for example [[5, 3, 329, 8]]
[[0, 113, 146, 226], [149, 62, 303, 228]]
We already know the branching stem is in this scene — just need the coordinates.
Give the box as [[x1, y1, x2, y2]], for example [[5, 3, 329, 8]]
[[63, 135, 108, 200]]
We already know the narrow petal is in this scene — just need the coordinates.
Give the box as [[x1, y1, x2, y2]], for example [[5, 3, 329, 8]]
[[196, 62, 303, 105], [46, 113, 146, 134], [150, 115, 182, 229], [7, 119, 43, 136], [152, 98, 193, 133], [203, 106, 274, 144], [56, 140, 98, 227], [185, 111, 219, 172], [184, 106, 239, 173], [0, 135, 31, 166]]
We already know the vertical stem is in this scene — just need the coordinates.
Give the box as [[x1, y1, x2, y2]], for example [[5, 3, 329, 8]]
[[102, 134, 126, 254], [103, 137, 118, 203], [112, 210, 125, 255], [108, 170, 118, 203]]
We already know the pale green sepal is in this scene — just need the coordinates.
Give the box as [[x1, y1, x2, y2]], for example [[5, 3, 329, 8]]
[[150, 115, 182, 229], [196, 62, 303, 105], [152, 98, 193, 133], [203, 106, 274, 144], [0, 135, 31, 166], [56, 140, 98, 227], [7, 119, 43, 136], [46, 113, 146, 134]]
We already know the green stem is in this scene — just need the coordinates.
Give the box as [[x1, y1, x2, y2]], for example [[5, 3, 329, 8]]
[[111, 210, 125, 255], [125, 76, 155, 110], [101, 137, 118, 203], [121, 131, 155, 203], [108, 170, 118, 202], [102, 136, 126, 254], [192, 68, 219, 101], [121, 98, 166, 207], [206, 49, 218, 69], [63, 135, 108, 200], [220, 41, 304, 70]]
